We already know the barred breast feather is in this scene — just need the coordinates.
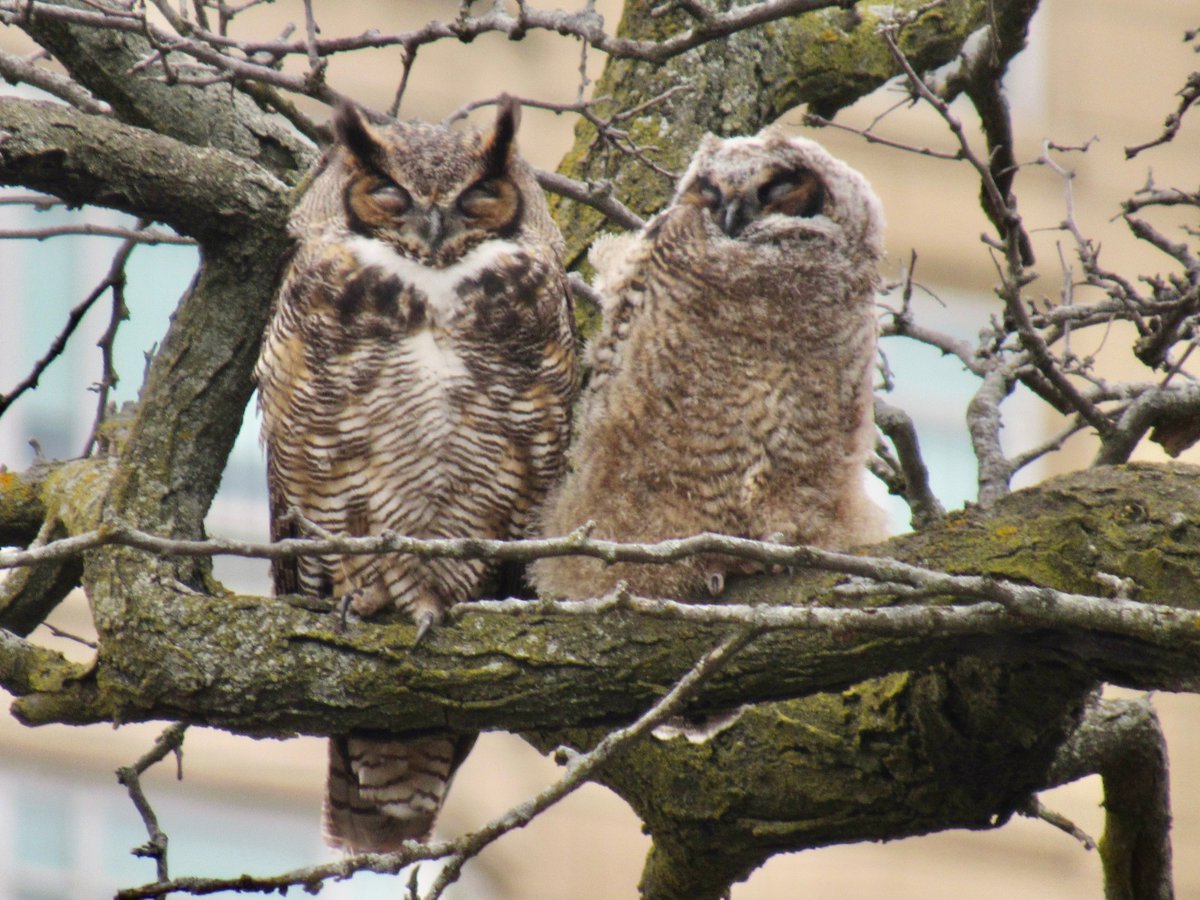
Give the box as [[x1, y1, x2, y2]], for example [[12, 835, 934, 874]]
[[255, 99, 578, 852], [532, 129, 887, 603]]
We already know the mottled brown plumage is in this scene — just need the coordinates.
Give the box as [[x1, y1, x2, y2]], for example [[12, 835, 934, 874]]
[[256, 99, 578, 852], [533, 130, 887, 601]]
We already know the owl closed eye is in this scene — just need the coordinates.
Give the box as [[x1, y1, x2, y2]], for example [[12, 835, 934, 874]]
[[680, 164, 826, 237], [336, 99, 524, 267], [533, 128, 887, 604]]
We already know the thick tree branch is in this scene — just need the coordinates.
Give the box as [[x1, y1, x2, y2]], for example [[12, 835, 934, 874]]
[[424, 629, 756, 899], [3, 464, 1197, 738], [18, 0, 315, 181], [0, 466, 47, 546], [1041, 697, 1174, 900], [553, 0, 1015, 265], [0, 46, 110, 113], [0, 97, 290, 245], [115, 632, 755, 900], [0, 514, 80, 637], [0, 628, 95, 701]]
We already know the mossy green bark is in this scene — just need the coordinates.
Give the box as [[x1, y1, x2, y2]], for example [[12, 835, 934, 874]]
[[22, 0, 315, 182], [5, 3, 1184, 896], [7, 463, 1198, 733], [551, 0, 1029, 277], [12, 464, 1189, 897], [534, 462, 1195, 898], [0, 468, 45, 546], [536, 661, 1092, 899]]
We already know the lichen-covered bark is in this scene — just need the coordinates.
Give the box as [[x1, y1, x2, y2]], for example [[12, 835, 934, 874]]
[[9, 464, 1194, 897], [551, 0, 1038, 271], [0, 468, 45, 546], [22, 0, 315, 182], [6, 463, 1198, 734], [534, 661, 1092, 899], [1043, 697, 1173, 900], [1, 3, 1187, 896], [0, 98, 291, 244]]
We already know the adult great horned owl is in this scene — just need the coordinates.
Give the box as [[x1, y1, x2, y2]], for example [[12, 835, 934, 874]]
[[532, 130, 887, 601], [255, 98, 578, 852]]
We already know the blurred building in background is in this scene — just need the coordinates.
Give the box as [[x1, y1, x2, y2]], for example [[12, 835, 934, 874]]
[[0, 1, 1196, 897]]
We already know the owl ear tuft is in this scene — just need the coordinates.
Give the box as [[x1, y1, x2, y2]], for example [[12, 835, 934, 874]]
[[482, 94, 521, 178], [334, 102, 387, 173]]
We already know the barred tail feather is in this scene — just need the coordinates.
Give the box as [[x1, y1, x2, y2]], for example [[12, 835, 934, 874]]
[[324, 733, 476, 853]]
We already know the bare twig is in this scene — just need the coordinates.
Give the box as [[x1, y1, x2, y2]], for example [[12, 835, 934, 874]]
[[449, 87, 690, 179], [535, 169, 645, 230], [237, 80, 326, 144], [805, 111, 961, 160], [117, 632, 755, 900], [6, 522, 1200, 656], [1126, 69, 1200, 159], [83, 230, 136, 455], [567, 271, 605, 310], [0, 522, 920, 572], [0, 0, 854, 104], [388, 42, 418, 118], [884, 23, 1115, 447], [1009, 418, 1090, 474], [0, 236, 139, 418], [1018, 796, 1097, 851], [0, 47, 111, 113], [0, 224, 193, 244], [42, 621, 97, 648], [457, 581, 1200, 649], [117, 845, 439, 899], [0, 193, 64, 209], [880, 314, 985, 376], [423, 629, 757, 899], [116, 723, 189, 890], [300, 0, 321, 75], [869, 440, 906, 498]]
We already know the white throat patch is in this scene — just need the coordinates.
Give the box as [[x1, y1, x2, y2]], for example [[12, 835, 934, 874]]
[[346, 236, 520, 320]]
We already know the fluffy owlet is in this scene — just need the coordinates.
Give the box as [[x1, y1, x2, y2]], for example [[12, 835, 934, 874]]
[[532, 130, 887, 601], [255, 99, 578, 852]]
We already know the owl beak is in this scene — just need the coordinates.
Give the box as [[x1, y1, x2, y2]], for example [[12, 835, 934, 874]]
[[423, 207, 446, 251], [719, 198, 752, 237]]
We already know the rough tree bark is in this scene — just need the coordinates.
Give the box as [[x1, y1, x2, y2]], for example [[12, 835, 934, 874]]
[[0, 1, 1190, 898]]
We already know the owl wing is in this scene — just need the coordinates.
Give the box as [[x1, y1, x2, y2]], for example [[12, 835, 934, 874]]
[[451, 246, 580, 541], [257, 239, 385, 603]]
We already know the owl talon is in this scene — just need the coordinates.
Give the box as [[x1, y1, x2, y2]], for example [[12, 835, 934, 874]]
[[413, 610, 437, 647], [336, 591, 363, 631], [705, 571, 725, 596]]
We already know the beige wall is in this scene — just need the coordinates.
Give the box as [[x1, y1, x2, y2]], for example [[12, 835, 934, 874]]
[[2, 2, 1198, 897]]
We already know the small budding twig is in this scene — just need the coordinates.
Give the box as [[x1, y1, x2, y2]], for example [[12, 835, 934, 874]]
[[1018, 796, 1097, 851]]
